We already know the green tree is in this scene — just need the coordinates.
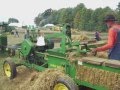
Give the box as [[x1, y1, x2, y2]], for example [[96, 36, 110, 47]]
[[85, 9, 93, 31], [58, 8, 67, 24], [47, 10, 59, 25], [73, 11, 81, 29], [34, 16, 42, 26], [116, 2, 120, 23], [34, 2, 116, 32], [42, 8, 53, 19], [100, 7, 114, 32], [8, 18, 19, 24], [73, 3, 86, 29]]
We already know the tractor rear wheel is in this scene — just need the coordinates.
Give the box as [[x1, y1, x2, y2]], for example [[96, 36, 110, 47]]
[[3, 59, 17, 79], [53, 76, 78, 90]]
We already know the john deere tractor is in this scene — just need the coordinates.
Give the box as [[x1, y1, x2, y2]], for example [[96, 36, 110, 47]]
[[3, 24, 120, 90], [0, 22, 8, 52], [0, 22, 16, 56]]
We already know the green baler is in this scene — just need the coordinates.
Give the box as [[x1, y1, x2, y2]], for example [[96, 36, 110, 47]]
[[3, 24, 120, 90]]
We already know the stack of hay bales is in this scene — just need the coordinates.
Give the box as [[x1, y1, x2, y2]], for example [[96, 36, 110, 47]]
[[76, 65, 120, 90], [53, 26, 61, 31], [72, 33, 89, 42], [71, 29, 79, 34]]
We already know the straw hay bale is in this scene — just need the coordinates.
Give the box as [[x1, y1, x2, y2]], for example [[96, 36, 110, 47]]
[[71, 29, 79, 34], [76, 65, 120, 90], [54, 26, 61, 31], [16, 69, 65, 90], [31, 69, 65, 90], [72, 33, 89, 41], [96, 52, 108, 58]]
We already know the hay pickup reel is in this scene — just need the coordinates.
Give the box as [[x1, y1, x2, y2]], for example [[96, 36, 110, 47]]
[[3, 24, 120, 90]]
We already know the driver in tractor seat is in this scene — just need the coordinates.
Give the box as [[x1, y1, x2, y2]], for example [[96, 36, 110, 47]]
[[36, 31, 46, 52]]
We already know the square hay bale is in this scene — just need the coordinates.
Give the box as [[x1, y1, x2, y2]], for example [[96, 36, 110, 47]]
[[76, 65, 120, 90]]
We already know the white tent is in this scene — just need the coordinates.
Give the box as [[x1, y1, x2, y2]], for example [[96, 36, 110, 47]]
[[9, 23, 22, 27], [44, 24, 54, 27]]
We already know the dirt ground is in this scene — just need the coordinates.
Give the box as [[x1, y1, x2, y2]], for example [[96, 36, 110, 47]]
[[0, 30, 108, 90], [0, 55, 64, 90], [0, 33, 35, 90], [0, 64, 64, 90]]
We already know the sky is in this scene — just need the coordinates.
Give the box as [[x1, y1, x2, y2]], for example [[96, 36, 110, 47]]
[[0, 0, 120, 25]]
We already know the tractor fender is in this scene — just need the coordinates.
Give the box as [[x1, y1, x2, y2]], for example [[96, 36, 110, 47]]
[[20, 39, 34, 57]]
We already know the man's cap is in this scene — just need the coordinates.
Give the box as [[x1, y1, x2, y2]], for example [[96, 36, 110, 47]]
[[104, 14, 117, 22]]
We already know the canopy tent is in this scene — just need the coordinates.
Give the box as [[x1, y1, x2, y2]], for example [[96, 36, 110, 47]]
[[9, 23, 22, 27], [44, 24, 54, 27]]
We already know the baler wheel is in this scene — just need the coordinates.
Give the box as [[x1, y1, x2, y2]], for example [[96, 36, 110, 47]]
[[53, 76, 78, 90], [3, 60, 17, 79]]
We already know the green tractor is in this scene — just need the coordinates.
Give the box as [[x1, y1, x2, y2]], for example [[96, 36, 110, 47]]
[[0, 22, 16, 56], [3, 24, 120, 90], [0, 22, 8, 52]]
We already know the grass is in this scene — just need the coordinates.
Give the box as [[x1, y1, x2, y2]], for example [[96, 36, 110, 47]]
[[0, 33, 24, 90], [7, 33, 24, 45]]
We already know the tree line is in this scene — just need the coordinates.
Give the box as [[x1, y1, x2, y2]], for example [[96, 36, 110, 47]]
[[34, 3, 120, 32]]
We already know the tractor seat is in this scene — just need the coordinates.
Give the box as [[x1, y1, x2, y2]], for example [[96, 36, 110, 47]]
[[36, 46, 46, 52]]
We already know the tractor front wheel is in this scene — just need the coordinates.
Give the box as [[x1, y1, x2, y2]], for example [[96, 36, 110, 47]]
[[3, 59, 17, 79], [53, 76, 78, 90]]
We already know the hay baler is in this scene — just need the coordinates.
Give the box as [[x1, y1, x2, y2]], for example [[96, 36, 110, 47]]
[[3, 25, 120, 90]]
